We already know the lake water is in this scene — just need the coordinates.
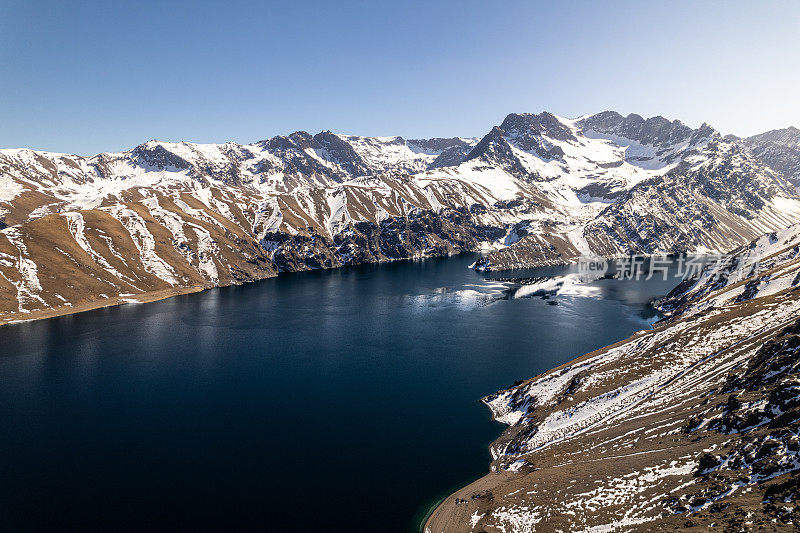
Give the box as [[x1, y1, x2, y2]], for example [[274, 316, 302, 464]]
[[0, 254, 683, 531]]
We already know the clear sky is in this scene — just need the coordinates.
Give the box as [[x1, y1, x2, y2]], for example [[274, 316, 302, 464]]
[[2, 0, 799, 155]]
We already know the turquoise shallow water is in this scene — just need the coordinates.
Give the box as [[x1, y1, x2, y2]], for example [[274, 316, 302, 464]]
[[0, 254, 681, 531]]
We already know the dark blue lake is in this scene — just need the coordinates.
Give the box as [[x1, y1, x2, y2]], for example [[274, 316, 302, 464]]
[[0, 254, 681, 531]]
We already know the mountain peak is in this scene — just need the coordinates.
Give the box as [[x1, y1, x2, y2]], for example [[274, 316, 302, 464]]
[[130, 140, 193, 170], [499, 112, 575, 143]]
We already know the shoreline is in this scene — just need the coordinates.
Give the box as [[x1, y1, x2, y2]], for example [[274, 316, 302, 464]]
[[414, 477, 485, 533], [0, 248, 714, 329], [0, 285, 209, 326], [415, 493, 449, 533], [422, 300, 668, 532], [0, 251, 490, 328]]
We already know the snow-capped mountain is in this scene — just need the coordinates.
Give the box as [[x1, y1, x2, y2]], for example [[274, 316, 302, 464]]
[[426, 224, 800, 532], [736, 126, 800, 189], [472, 112, 800, 270], [1, 111, 799, 323]]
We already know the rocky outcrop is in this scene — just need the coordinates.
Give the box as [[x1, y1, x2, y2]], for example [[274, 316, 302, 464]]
[[578, 110, 694, 148], [740, 126, 800, 187]]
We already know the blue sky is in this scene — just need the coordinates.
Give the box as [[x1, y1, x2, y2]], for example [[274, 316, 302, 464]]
[[1, 0, 799, 155]]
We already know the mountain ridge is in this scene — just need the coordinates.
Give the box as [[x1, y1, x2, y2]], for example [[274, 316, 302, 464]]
[[2, 111, 800, 323], [737, 126, 800, 188]]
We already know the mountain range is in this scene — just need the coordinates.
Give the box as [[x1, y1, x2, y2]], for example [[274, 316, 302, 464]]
[[1, 111, 800, 323]]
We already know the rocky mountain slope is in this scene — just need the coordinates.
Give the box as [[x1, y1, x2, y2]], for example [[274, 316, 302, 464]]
[[1, 112, 800, 323], [475, 113, 800, 270], [736, 127, 800, 189], [425, 224, 800, 532]]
